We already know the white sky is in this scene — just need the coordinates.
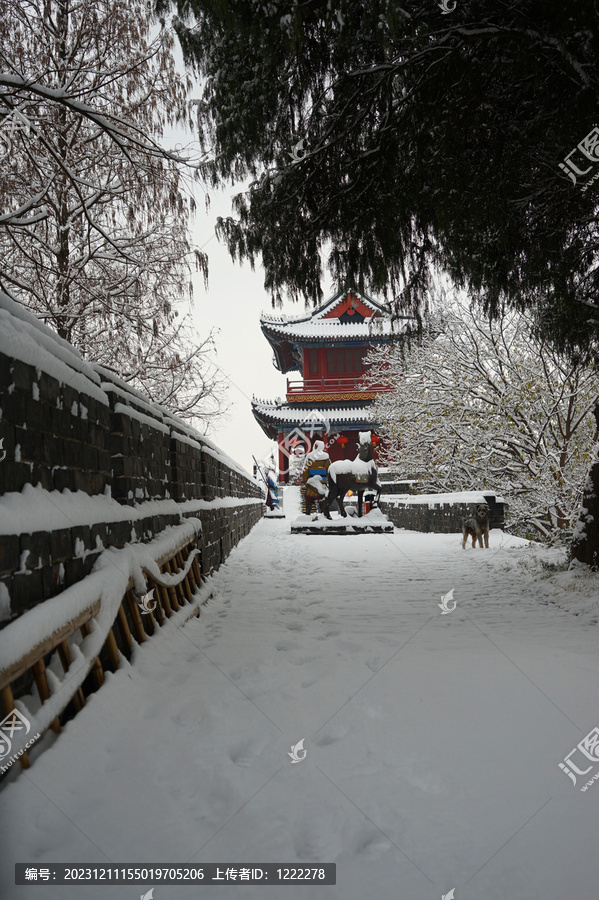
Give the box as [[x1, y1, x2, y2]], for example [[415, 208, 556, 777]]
[[187, 187, 333, 476], [162, 50, 338, 478]]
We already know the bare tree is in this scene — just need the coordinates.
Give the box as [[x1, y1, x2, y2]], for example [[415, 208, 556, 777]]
[[365, 303, 599, 532], [0, 0, 224, 422]]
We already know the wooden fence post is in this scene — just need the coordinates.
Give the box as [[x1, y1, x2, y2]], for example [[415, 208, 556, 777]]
[[31, 659, 61, 734], [56, 640, 86, 712], [79, 621, 105, 688]]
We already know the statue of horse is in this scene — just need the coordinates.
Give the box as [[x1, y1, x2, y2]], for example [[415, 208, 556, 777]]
[[323, 433, 381, 519]]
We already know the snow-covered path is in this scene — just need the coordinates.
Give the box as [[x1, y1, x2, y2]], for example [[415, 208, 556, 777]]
[[2, 489, 599, 900]]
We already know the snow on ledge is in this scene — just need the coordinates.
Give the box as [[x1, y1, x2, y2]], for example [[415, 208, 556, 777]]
[[0, 295, 258, 505], [0, 293, 108, 404], [113, 401, 170, 435], [291, 508, 392, 529], [0, 484, 263, 535], [380, 490, 506, 507]]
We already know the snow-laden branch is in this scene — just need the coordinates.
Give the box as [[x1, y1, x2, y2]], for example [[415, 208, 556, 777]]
[[0, 73, 203, 166], [364, 302, 599, 529]]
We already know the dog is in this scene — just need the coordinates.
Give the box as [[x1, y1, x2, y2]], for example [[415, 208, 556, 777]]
[[462, 504, 490, 549]]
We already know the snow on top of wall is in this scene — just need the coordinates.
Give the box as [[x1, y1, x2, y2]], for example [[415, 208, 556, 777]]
[[170, 429, 204, 453], [381, 490, 506, 506], [0, 291, 90, 371], [207, 446, 250, 477], [141, 407, 252, 482], [167, 429, 255, 483], [178, 496, 263, 511], [167, 423, 255, 482], [161, 411, 202, 438], [0, 485, 142, 534], [100, 381, 253, 480], [200, 444, 252, 480], [0, 484, 263, 535], [97, 369, 169, 420], [97, 369, 204, 439], [94, 364, 165, 406], [96, 375, 249, 474], [113, 402, 170, 435], [0, 299, 253, 482], [0, 292, 108, 404]]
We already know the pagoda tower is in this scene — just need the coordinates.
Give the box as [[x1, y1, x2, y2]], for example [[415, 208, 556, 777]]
[[252, 288, 414, 483]]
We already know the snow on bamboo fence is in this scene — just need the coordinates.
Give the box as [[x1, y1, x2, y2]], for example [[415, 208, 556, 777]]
[[0, 292, 264, 776]]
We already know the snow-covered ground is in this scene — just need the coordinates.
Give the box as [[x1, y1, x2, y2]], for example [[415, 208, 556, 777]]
[[2, 486, 599, 900]]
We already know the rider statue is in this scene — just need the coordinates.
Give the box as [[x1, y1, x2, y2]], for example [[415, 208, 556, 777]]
[[301, 439, 330, 514]]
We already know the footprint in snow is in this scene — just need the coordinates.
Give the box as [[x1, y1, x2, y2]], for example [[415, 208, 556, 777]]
[[229, 663, 259, 681], [314, 723, 348, 746], [355, 830, 391, 861], [366, 656, 382, 672], [229, 741, 261, 767], [292, 810, 339, 861], [170, 700, 208, 735], [288, 654, 320, 666]]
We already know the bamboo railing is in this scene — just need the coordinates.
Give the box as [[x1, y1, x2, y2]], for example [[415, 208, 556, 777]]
[[0, 535, 206, 774]]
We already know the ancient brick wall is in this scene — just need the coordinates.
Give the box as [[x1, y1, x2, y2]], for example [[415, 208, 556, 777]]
[[380, 494, 506, 533], [0, 311, 263, 625]]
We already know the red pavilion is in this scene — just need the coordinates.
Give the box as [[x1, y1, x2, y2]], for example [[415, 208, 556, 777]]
[[252, 288, 415, 482]]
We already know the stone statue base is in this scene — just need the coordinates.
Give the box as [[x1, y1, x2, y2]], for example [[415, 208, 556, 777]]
[[291, 508, 394, 535]]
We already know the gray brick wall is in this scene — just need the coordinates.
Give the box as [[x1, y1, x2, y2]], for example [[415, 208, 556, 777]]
[[380, 495, 506, 533], [0, 358, 110, 497], [0, 350, 264, 625]]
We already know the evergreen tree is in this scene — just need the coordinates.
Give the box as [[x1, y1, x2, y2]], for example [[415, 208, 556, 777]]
[[165, 0, 599, 559], [162, 1, 595, 332]]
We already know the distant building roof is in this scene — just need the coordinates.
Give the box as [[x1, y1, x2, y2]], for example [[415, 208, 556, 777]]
[[252, 397, 379, 439], [260, 287, 416, 373]]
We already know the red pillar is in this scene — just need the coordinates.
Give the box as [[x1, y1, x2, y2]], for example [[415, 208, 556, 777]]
[[277, 431, 288, 484]]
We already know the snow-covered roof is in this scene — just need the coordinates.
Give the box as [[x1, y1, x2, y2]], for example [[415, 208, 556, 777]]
[[260, 317, 404, 341], [252, 399, 373, 422], [262, 287, 384, 322], [260, 287, 415, 344], [252, 398, 377, 425]]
